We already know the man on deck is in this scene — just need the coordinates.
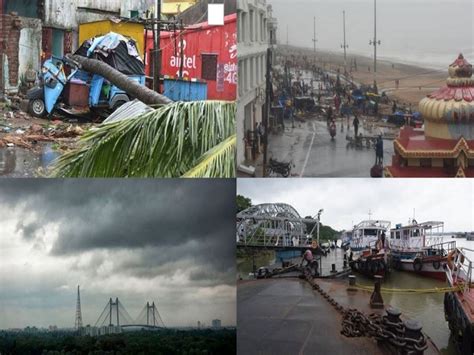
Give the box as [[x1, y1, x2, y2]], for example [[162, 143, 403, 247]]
[[300, 249, 318, 276]]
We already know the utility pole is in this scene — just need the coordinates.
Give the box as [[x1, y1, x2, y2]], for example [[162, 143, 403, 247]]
[[341, 10, 348, 73], [369, 0, 381, 87], [153, 0, 162, 93], [312, 17, 317, 54]]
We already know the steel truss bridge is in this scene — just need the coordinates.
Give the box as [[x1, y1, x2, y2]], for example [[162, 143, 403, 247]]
[[236, 203, 322, 251]]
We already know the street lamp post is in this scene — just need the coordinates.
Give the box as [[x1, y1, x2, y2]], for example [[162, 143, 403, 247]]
[[316, 209, 324, 244], [312, 17, 317, 54], [369, 0, 381, 89], [341, 10, 348, 74]]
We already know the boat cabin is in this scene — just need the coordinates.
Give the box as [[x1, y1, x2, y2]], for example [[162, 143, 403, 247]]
[[390, 220, 444, 252], [350, 220, 391, 251]]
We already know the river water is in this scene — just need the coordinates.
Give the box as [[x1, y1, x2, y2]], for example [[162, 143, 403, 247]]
[[237, 236, 474, 354]]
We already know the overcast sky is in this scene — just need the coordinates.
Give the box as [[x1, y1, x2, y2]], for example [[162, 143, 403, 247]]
[[269, 0, 473, 68], [0, 180, 235, 329], [238, 179, 474, 232]]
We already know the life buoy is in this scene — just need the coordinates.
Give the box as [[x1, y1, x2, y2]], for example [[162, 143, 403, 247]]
[[433, 260, 441, 270], [413, 258, 423, 272]]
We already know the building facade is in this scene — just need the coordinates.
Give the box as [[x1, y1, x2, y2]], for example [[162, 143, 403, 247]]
[[0, 0, 152, 94], [236, 0, 276, 168]]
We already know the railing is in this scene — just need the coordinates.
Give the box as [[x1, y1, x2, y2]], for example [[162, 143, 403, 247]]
[[236, 220, 309, 248], [445, 247, 473, 294], [426, 240, 456, 254], [389, 235, 445, 251]]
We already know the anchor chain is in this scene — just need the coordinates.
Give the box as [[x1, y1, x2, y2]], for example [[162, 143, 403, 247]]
[[304, 271, 428, 354]]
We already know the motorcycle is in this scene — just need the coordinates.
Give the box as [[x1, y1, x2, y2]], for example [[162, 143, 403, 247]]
[[266, 158, 293, 177], [329, 122, 337, 140]]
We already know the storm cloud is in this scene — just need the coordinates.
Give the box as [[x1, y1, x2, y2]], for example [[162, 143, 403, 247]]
[[0, 179, 236, 328]]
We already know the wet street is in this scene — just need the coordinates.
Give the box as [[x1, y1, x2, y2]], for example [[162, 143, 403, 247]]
[[238, 276, 440, 355], [238, 278, 383, 355], [267, 117, 395, 177]]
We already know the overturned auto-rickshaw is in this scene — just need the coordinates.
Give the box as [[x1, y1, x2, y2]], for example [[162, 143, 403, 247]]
[[27, 32, 146, 118]]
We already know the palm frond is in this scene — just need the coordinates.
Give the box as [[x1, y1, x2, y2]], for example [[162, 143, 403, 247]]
[[181, 134, 236, 178], [51, 101, 236, 178]]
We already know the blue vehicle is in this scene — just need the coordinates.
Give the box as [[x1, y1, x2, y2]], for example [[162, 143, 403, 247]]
[[27, 32, 146, 118]]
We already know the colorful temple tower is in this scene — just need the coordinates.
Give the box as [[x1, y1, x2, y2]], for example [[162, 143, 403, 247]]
[[386, 54, 474, 177]]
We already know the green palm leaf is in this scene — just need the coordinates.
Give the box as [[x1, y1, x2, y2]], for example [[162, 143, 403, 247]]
[[50, 101, 236, 178], [182, 134, 236, 178]]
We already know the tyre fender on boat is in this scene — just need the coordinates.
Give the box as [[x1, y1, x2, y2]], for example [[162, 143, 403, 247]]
[[370, 260, 379, 275], [432, 260, 441, 270], [413, 258, 423, 272], [393, 258, 402, 270], [462, 323, 473, 355]]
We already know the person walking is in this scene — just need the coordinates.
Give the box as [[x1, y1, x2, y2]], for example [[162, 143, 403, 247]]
[[375, 134, 384, 165], [353, 115, 360, 138]]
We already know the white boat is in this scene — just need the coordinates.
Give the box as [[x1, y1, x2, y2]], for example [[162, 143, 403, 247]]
[[389, 220, 455, 280], [350, 220, 391, 252], [349, 220, 391, 278]]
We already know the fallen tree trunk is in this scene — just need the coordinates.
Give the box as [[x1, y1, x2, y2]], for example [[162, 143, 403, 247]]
[[67, 54, 173, 106]]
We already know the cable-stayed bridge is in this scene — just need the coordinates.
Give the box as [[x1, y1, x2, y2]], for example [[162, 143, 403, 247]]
[[90, 298, 165, 329]]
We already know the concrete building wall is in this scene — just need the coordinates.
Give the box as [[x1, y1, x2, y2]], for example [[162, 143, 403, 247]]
[[120, 0, 153, 18], [43, 0, 76, 28], [237, 0, 274, 166], [18, 17, 42, 81]]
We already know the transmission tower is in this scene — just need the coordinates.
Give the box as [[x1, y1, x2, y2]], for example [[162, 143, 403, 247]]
[[75, 285, 83, 330]]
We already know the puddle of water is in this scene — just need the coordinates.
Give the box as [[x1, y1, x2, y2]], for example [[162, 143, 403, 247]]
[[0, 143, 60, 177]]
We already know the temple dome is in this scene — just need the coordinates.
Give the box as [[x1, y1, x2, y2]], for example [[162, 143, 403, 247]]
[[419, 54, 474, 140]]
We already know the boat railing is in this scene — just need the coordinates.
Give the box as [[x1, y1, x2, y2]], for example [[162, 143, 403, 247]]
[[424, 235, 445, 247], [445, 247, 473, 293], [424, 240, 456, 254]]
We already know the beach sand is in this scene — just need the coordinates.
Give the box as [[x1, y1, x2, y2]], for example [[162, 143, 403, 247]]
[[280, 46, 448, 107]]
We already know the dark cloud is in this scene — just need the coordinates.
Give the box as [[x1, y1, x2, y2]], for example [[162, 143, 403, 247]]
[[16, 220, 43, 241], [0, 179, 236, 279]]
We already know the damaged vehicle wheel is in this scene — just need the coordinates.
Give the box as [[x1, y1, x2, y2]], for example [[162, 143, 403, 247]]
[[28, 99, 46, 118]]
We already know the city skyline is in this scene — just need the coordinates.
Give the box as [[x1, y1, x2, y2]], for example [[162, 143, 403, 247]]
[[0, 180, 236, 329]]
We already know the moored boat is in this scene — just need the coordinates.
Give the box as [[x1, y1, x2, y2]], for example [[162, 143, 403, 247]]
[[348, 220, 391, 278], [444, 247, 474, 354], [389, 220, 455, 280]]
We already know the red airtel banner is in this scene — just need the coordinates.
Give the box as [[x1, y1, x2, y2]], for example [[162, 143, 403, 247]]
[[145, 14, 237, 101]]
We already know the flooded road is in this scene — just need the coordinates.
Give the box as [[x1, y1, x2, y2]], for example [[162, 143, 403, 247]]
[[0, 143, 59, 177], [268, 68, 396, 177], [238, 238, 474, 354]]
